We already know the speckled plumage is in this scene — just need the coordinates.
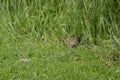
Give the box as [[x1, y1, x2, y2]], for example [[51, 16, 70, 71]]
[[63, 37, 82, 48]]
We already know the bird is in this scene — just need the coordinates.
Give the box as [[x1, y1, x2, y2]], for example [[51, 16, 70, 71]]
[[63, 36, 82, 48]]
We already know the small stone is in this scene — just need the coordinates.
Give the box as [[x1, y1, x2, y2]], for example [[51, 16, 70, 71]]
[[73, 57, 80, 61], [20, 58, 31, 62]]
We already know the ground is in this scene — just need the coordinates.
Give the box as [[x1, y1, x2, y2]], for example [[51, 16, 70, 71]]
[[0, 38, 119, 80]]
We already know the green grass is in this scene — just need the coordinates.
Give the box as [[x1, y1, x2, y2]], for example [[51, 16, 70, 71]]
[[0, 39, 120, 80], [0, 0, 119, 40], [0, 0, 120, 79]]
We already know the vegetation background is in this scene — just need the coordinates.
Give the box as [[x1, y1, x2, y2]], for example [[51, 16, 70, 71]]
[[0, 0, 120, 80]]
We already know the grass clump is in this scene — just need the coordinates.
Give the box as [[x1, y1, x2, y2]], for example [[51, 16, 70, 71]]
[[0, 0, 119, 42]]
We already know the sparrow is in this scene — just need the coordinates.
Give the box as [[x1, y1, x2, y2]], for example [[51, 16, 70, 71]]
[[63, 36, 82, 48]]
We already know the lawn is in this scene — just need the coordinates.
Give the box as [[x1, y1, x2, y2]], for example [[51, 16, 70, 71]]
[[0, 38, 119, 80]]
